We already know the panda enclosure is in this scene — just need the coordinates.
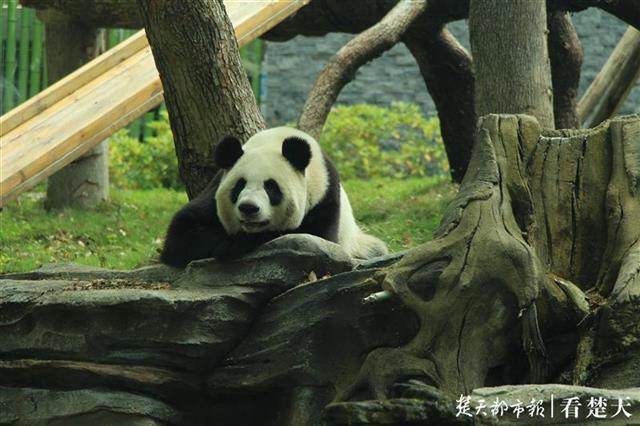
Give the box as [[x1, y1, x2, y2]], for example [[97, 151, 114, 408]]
[[3, 0, 640, 424]]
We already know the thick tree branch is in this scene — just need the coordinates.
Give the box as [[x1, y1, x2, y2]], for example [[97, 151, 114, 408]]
[[21, 0, 141, 28], [297, 0, 428, 140], [548, 10, 583, 129], [404, 28, 475, 183], [556, 0, 640, 30], [20, 0, 640, 33], [578, 26, 640, 128]]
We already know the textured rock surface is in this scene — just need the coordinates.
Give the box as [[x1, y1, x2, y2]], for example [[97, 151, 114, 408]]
[[0, 235, 384, 425], [325, 383, 640, 425], [0, 234, 360, 424]]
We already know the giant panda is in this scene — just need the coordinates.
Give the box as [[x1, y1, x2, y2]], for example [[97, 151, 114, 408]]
[[160, 127, 388, 267]]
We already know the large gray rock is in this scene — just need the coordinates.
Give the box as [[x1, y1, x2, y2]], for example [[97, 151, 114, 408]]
[[0, 387, 182, 425], [0, 234, 360, 424]]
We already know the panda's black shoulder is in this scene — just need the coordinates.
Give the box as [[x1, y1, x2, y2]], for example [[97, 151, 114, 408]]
[[159, 173, 225, 266], [319, 152, 341, 204], [296, 152, 341, 241]]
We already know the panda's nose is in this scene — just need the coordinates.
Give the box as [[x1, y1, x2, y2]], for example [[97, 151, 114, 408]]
[[239, 202, 260, 216]]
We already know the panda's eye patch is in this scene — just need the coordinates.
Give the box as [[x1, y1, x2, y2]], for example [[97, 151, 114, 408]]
[[264, 179, 282, 206], [231, 178, 246, 204]]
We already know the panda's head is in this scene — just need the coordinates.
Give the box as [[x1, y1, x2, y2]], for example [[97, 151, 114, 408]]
[[214, 128, 315, 235]]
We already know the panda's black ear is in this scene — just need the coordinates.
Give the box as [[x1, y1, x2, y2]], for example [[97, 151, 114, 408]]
[[215, 136, 244, 169], [282, 137, 311, 172]]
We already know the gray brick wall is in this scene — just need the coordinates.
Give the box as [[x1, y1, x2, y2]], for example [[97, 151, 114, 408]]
[[261, 9, 639, 126]]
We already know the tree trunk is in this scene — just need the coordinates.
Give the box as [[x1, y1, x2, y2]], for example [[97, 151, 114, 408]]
[[404, 27, 475, 183], [336, 113, 640, 402], [136, 0, 265, 198], [469, 0, 555, 128], [548, 10, 583, 129], [42, 10, 109, 210]]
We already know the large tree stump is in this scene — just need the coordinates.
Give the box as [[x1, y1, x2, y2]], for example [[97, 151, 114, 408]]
[[330, 114, 640, 422]]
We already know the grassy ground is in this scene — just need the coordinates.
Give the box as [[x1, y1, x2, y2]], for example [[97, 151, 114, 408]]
[[0, 177, 457, 273]]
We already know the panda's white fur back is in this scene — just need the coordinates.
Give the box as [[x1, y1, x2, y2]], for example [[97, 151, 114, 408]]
[[337, 187, 388, 259], [239, 127, 387, 259]]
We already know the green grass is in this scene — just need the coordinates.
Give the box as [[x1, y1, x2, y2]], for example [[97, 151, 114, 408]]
[[0, 178, 457, 274], [0, 188, 187, 273], [344, 176, 457, 252]]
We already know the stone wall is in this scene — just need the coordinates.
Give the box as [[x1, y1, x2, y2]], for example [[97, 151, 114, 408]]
[[261, 9, 639, 126]]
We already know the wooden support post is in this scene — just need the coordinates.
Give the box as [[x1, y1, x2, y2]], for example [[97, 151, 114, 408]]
[[578, 26, 640, 128], [40, 9, 109, 209]]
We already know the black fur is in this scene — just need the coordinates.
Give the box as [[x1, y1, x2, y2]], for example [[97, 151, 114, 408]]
[[215, 136, 244, 169], [282, 137, 312, 172], [230, 178, 246, 204], [160, 152, 341, 268], [294, 153, 341, 241], [264, 179, 283, 206], [160, 174, 280, 267]]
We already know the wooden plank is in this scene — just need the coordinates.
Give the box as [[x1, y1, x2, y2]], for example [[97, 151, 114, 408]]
[[1, 47, 163, 205], [0, 30, 148, 136], [0, 0, 310, 206]]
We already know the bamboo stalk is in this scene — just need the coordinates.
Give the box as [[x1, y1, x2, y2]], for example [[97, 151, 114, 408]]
[[142, 111, 154, 140], [0, 2, 5, 77], [107, 28, 120, 48], [18, 7, 31, 103], [42, 40, 47, 88], [4, 0, 18, 112], [129, 115, 142, 140], [28, 15, 42, 96]]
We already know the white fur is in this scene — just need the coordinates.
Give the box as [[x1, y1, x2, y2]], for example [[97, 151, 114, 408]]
[[215, 127, 388, 259]]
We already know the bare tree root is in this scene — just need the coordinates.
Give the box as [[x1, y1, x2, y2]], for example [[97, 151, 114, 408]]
[[337, 115, 590, 400]]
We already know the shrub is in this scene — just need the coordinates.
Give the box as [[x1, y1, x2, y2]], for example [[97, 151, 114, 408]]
[[109, 111, 183, 190], [319, 102, 448, 179], [110, 103, 448, 189]]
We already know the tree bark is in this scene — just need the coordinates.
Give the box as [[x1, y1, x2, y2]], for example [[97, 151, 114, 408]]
[[41, 10, 109, 210], [337, 113, 640, 401], [136, 0, 265, 198], [577, 26, 640, 128], [20, 0, 640, 34], [404, 28, 475, 183], [469, 0, 555, 128], [21, 0, 141, 28], [548, 10, 583, 129], [297, 0, 427, 140]]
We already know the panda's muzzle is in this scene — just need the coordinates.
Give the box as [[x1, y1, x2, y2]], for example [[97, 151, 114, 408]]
[[239, 202, 260, 216], [238, 202, 269, 231]]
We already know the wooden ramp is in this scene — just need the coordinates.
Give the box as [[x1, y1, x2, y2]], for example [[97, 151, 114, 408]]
[[0, 0, 308, 207]]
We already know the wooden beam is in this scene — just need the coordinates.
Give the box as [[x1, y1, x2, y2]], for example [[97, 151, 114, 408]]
[[0, 31, 148, 138], [0, 0, 310, 206], [578, 26, 640, 128]]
